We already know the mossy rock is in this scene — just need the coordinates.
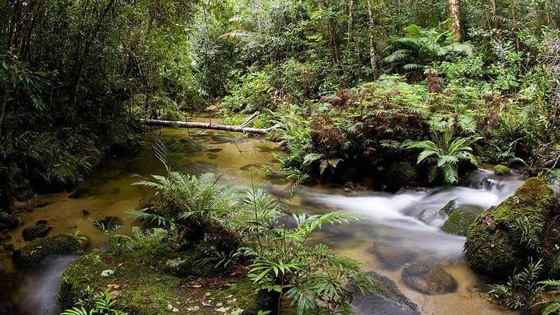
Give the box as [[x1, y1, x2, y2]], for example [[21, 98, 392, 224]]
[[493, 165, 511, 176], [385, 161, 420, 192], [22, 221, 52, 241], [401, 263, 458, 295], [13, 234, 81, 266], [441, 205, 484, 236], [464, 177, 560, 279], [58, 251, 273, 314]]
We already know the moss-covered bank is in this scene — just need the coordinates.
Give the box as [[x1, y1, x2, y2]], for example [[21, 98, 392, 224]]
[[58, 249, 273, 314]]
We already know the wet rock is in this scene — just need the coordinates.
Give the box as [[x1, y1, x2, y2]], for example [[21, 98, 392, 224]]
[[0, 212, 19, 232], [493, 164, 511, 176], [13, 235, 81, 266], [69, 188, 90, 199], [22, 221, 52, 241], [94, 216, 123, 231], [441, 205, 484, 236], [401, 263, 458, 295], [240, 163, 262, 171], [370, 242, 417, 270], [464, 177, 560, 278], [349, 272, 419, 315], [440, 200, 456, 215]]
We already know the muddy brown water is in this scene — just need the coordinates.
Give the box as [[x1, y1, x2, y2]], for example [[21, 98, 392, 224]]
[[0, 127, 517, 314]]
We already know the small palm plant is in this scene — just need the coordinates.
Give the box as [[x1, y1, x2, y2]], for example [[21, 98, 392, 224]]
[[404, 130, 481, 184], [233, 185, 376, 314]]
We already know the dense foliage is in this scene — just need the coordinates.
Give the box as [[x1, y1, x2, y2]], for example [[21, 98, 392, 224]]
[[127, 147, 376, 314]]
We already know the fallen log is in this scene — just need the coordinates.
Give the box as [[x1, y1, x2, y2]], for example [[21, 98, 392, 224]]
[[140, 118, 277, 135]]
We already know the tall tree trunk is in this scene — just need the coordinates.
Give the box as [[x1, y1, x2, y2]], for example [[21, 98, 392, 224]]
[[366, 0, 378, 78], [318, 0, 341, 68], [509, 0, 520, 52], [347, 0, 354, 48], [0, 86, 8, 138], [70, 0, 117, 109], [447, 0, 462, 42], [490, 0, 498, 28]]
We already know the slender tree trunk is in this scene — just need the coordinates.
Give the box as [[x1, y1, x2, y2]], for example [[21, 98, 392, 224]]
[[318, 0, 341, 68], [366, 0, 378, 78], [509, 0, 520, 52], [447, 0, 462, 42], [70, 0, 117, 109], [0, 87, 8, 138], [490, 0, 498, 28], [347, 0, 354, 48]]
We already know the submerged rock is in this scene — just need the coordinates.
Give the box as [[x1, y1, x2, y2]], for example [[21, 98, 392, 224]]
[[69, 188, 91, 199], [22, 221, 52, 241], [349, 272, 419, 315], [401, 263, 458, 295], [370, 242, 417, 270], [464, 177, 560, 278], [0, 212, 19, 231], [14, 235, 81, 266], [441, 205, 485, 236]]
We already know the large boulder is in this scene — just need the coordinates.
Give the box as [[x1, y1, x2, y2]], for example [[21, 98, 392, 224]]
[[13, 235, 81, 266], [441, 205, 485, 236], [464, 177, 560, 278], [349, 272, 419, 315], [401, 263, 458, 295]]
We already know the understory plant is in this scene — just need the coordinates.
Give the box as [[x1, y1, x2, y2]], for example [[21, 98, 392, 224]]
[[404, 130, 481, 184], [129, 145, 375, 314], [489, 259, 560, 314], [61, 289, 126, 315]]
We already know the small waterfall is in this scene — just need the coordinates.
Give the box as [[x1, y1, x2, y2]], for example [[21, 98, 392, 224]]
[[15, 255, 77, 315], [301, 169, 524, 260]]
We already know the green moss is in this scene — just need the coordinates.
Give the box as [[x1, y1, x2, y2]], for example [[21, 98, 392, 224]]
[[59, 250, 272, 314], [493, 164, 511, 175], [441, 205, 484, 236], [385, 161, 420, 192], [464, 177, 559, 278], [14, 234, 81, 266]]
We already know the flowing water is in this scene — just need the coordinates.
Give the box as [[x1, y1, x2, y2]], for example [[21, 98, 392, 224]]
[[0, 127, 523, 314]]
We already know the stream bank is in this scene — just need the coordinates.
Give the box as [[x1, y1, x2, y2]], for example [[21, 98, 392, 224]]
[[0, 128, 520, 314]]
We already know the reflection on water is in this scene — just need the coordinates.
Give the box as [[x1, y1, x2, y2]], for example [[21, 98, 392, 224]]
[[0, 127, 521, 314]]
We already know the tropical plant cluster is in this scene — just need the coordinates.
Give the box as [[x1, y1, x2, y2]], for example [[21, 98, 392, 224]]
[[125, 150, 376, 314]]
